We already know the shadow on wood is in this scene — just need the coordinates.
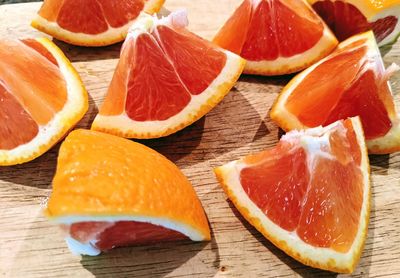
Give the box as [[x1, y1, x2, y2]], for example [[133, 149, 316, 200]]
[[0, 144, 59, 190], [53, 39, 122, 63], [227, 201, 339, 277], [80, 237, 219, 277], [369, 154, 390, 175], [239, 73, 293, 87], [139, 87, 265, 169], [137, 116, 206, 165], [76, 90, 100, 130]]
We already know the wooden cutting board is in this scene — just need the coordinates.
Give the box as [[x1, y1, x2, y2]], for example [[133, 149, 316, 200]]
[[1, 1, 400, 277]]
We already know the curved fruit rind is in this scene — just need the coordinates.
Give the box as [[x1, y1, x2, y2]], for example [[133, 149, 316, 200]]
[[46, 129, 211, 243], [271, 31, 400, 154], [214, 117, 371, 273], [0, 38, 88, 165]]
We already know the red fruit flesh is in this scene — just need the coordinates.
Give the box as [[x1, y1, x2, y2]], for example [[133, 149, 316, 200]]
[[96, 0, 144, 28], [155, 25, 227, 95], [57, 0, 109, 34], [285, 45, 392, 139], [241, 143, 309, 231], [240, 120, 363, 252], [124, 33, 191, 121], [241, 0, 324, 61], [69, 221, 188, 251], [212, 0, 252, 55], [313, 0, 398, 43]]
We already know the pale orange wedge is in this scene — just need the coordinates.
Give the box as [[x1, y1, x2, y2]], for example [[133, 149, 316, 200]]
[[0, 38, 87, 165]]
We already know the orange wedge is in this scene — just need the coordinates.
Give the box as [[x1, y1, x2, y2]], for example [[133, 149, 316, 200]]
[[91, 11, 245, 138], [271, 31, 400, 154], [0, 38, 87, 165], [310, 0, 400, 46], [31, 0, 165, 47], [46, 129, 210, 256], [215, 117, 370, 273], [213, 0, 338, 75]]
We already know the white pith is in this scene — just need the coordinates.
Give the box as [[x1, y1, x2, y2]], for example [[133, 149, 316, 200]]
[[308, 0, 400, 46], [92, 13, 244, 138], [244, 28, 337, 74], [0, 38, 87, 165], [51, 215, 206, 256], [216, 118, 370, 271], [271, 31, 400, 153]]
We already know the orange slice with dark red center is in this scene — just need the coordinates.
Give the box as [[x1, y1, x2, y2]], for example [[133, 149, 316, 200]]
[[271, 31, 400, 154], [0, 38, 87, 165], [213, 0, 338, 75], [214, 117, 370, 273], [91, 11, 245, 138], [31, 0, 165, 46], [46, 129, 210, 256]]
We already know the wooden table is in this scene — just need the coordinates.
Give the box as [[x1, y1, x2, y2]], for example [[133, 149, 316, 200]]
[[1, 1, 400, 277]]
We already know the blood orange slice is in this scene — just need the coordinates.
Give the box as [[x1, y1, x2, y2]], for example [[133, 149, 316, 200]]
[[46, 129, 210, 256], [310, 0, 400, 46], [214, 117, 370, 273], [31, 0, 165, 47], [271, 31, 400, 154], [91, 11, 245, 139], [212, 0, 338, 75], [0, 38, 87, 166]]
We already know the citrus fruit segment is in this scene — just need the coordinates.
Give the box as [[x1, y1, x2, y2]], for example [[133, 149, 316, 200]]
[[271, 31, 400, 154], [213, 0, 338, 75], [214, 117, 370, 273], [0, 38, 87, 166], [31, 0, 165, 47], [309, 0, 400, 46], [45, 129, 210, 256], [91, 11, 245, 139]]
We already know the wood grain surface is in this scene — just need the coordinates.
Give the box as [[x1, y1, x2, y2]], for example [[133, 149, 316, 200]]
[[1, 1, 400, 277]]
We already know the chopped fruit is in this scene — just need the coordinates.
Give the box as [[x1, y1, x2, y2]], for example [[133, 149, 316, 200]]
[[46, 129, 210, 256], [31, 0, 165, 46], [0, 38, 87, 165], [215, 117, 370, 273], [271, 31, 400, 154], [91, 11, 245, 139], [310, 0, 400, 46], [213, 0, 338, 75]]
